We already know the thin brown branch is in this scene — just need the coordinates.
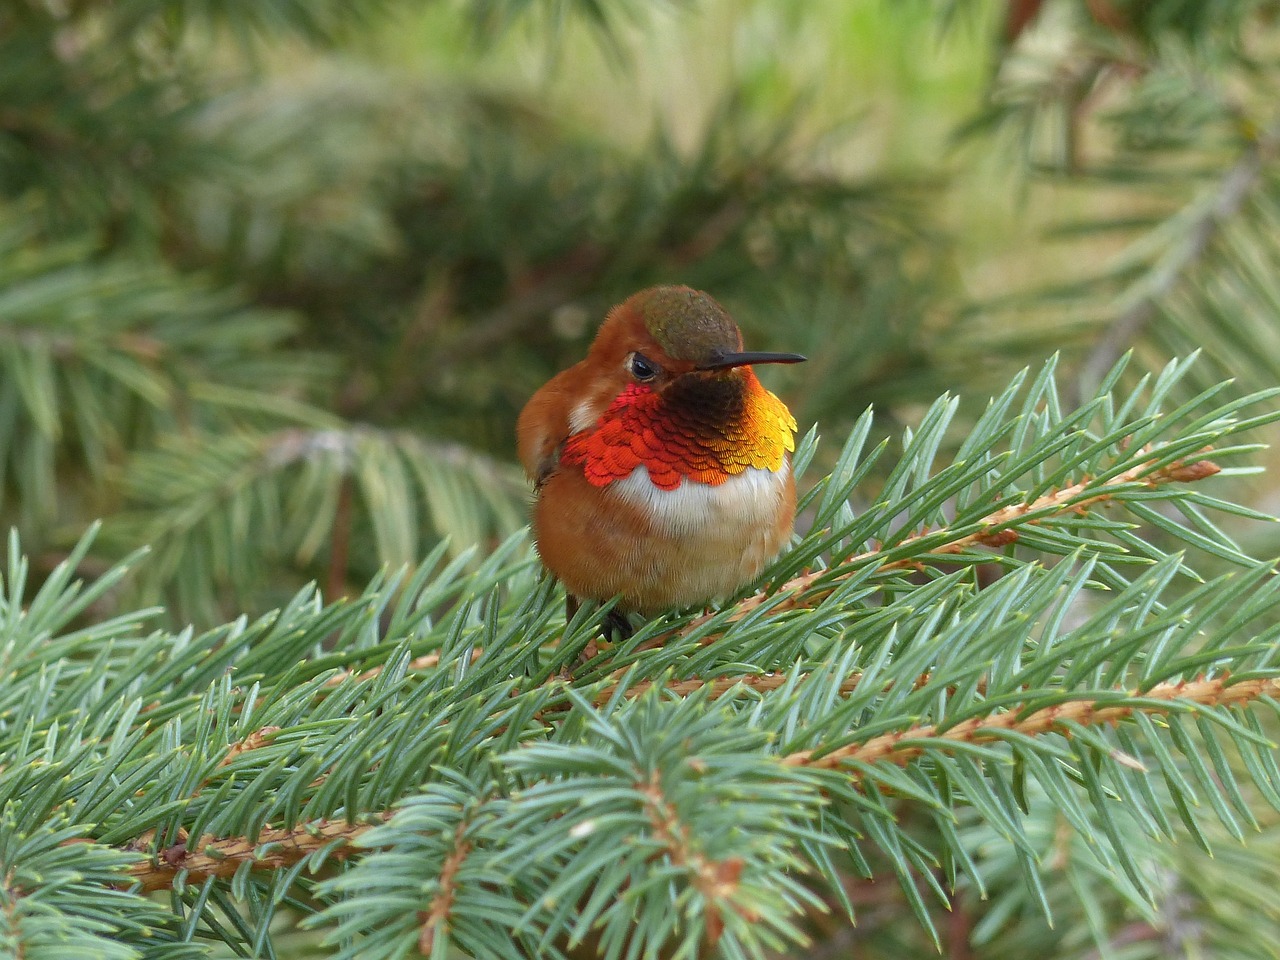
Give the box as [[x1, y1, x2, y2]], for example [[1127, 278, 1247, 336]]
[[119, 675, 1280, 893], [219, 726, 281, 768], [386, 271, 457, 414], [326, 476, 355, 601], [1078, 117, 1280, 399], [194, 725, 284, 791], [435, 248, 604, 362], [319, 453, 1217, 687], [599, 672, 867, 705], [125, 816, 388, 892], [1, 868, 25, 960], [667, 200, 748, 264], [639, 769, 753, 946], [1004, 0, 1048, 41], [782, 674, 1280, 770], [418, 819, 472, 956], [322, 648, 483, 688]]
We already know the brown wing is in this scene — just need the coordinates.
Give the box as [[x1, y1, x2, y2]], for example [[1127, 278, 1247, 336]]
[[517, 368, 575, 490]]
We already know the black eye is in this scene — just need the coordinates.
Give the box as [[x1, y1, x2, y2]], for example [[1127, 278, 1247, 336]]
[[628, 352, 659, 382]]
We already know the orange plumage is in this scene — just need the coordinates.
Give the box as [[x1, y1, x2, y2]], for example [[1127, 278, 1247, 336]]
[[517, 285, 804, 620], [562, 378, 796, 489]]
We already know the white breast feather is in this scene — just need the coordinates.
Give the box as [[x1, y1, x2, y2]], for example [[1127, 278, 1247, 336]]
[[609, 463, 789, 536]]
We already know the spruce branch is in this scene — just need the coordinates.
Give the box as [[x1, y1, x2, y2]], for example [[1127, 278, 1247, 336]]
[[218, 726, 282, 769], [417, 819, 472, 955], [637, 768, 751, 947], [114, 425, 524, 620], [127, 817, 385, 893], [309, 435, 1234, 771], [116, 676, 1280, 895], [6, 357, 1279, 960], [642, 450, 1223, 651], [1078, 117, 1280, 397], [602, 673, 867, 705], [782, 675, 1280, 771], [332, 444, 1228, 691]]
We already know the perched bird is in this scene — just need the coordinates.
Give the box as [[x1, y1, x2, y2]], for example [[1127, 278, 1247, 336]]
[[517, 285, 805, 635]]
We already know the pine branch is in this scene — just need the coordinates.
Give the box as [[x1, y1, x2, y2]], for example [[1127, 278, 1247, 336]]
[[114, 425, 525, 620], [640, 450, 1223, 652], [603, 673, 867, 705], [328, 445, 1227, 692], [216, 726, 282, 770], [637, 768, 751, 948], [1078, 117, 1280, 398], [126, 816, 385, 893], [783, 674, 1280, 771], [118, 673, 1280, 894], [7, 358, 1277, 960], [417, 819, 472, 955]]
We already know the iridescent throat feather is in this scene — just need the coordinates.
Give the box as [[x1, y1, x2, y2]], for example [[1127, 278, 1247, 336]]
[[562, 372, 797, 490]]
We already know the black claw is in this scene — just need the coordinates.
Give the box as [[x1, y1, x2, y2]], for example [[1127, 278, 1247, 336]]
[[563, 594, 633, 677], [602, 609, 634, 642]]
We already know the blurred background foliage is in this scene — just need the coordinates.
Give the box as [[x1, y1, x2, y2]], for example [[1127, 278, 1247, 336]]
[[4, 0, 1280, 619], [8, 1, 1280, 958]]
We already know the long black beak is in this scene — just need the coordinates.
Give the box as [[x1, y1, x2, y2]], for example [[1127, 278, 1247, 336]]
[[696, 350, 807, 371]]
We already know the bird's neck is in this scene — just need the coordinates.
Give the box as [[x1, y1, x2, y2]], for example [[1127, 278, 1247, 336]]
[[563, 372, 797, 490]]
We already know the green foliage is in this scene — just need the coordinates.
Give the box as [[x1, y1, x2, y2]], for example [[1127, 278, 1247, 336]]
[[7, 0, 1280, 957], [0, 221, 327, 530], [0, 0, 949, 622], [108, 428, 524, 623], [3, 361, 1280, 959], [956, 0, 1280, 398]]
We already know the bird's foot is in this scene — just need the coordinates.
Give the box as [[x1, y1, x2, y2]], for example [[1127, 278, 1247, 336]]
[[563, 611, 632, 678], [602, 609, 634, 642], [577, 612, 630, 665]]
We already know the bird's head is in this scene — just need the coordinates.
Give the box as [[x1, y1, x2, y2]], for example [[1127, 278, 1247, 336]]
[[582, 285, 805, 408]]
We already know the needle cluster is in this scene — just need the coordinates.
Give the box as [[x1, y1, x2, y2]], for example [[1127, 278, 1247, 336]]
[[3, 358, 1280, 959]]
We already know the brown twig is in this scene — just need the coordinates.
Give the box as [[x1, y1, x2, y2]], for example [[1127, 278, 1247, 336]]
[[639, 769, 753, 946], [126, 816, 389, 892], [121, 673, 1280, 893], [117, 452, 1230, 892], [322, 648, 484, 688], [315, 453, 1219, 691], [219, 726, 281, 768], [599, 672, 866, 705], [1, 869, 24, 960], [1077, 117, 1280, 401], [327, 476, 355, 601], [434, 251, 603, 363], [782, 674, 1280, 770], [418, 820, 472, 956]]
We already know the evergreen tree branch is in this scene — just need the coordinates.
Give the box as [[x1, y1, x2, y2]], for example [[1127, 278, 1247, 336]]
[[114, 425, 524, 620], [636, 768, 750, 947], [417, 819, 472, 955], [126, 817, 386, 893], [119, 675, 1280, 894], [6, 358, 1276, 958], [327, 443, 1228, 692], [217, 726, 282, 770], [642, 450, 1223, 652], [605, 673, 867, 704], [1078, 118, 1280, 398], [782, 674, 1280, 771]]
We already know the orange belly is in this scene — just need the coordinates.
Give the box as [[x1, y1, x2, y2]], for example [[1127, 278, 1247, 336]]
[[533, 463, 795, 615]]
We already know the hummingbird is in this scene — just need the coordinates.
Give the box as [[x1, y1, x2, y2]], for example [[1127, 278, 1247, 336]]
[[517, 285, 805, 637]]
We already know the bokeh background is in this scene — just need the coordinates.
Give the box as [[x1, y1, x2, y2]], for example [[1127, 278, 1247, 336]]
[[15, 0, 1279, 629]]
